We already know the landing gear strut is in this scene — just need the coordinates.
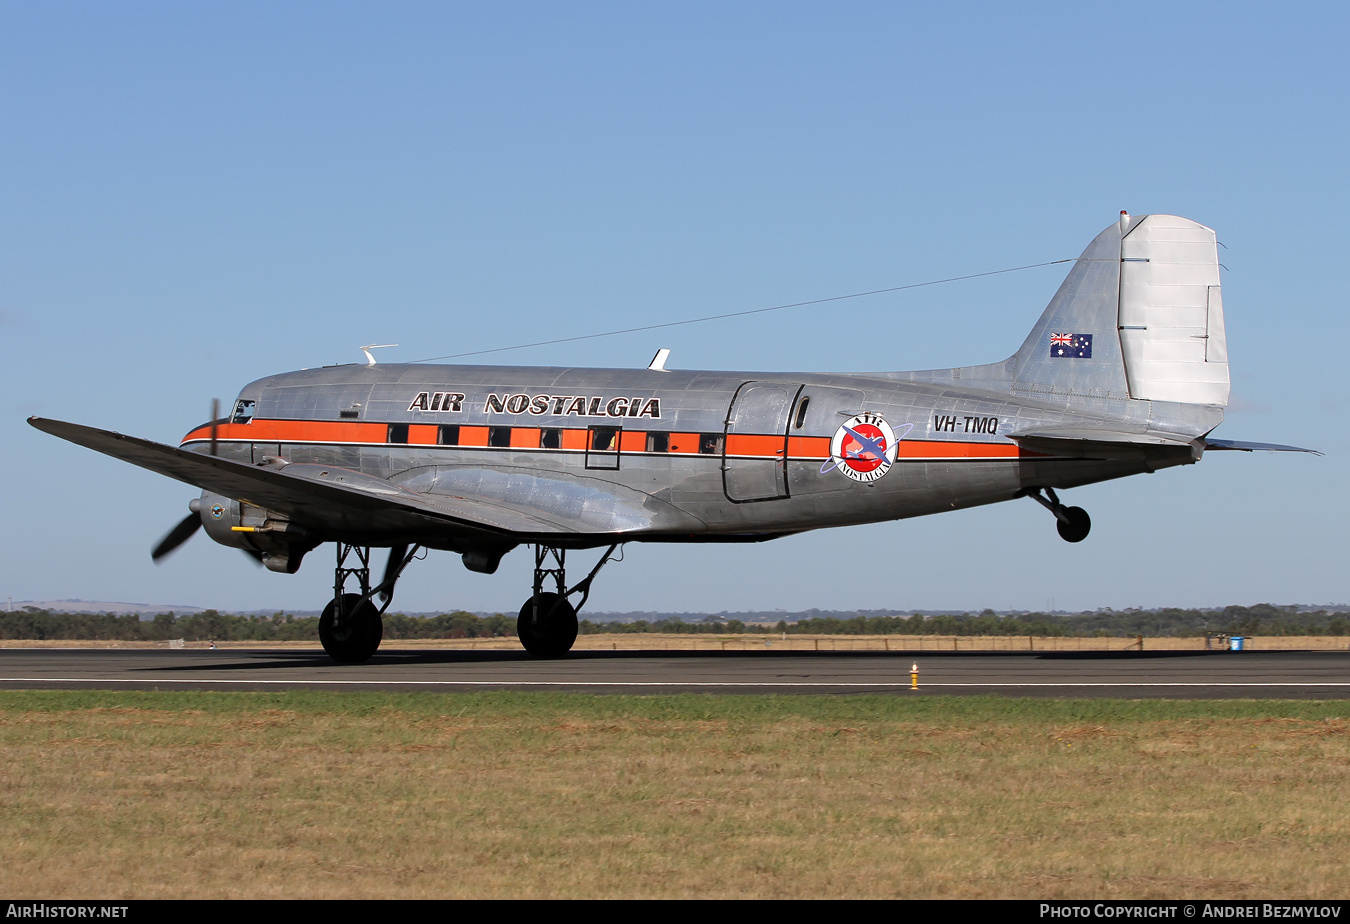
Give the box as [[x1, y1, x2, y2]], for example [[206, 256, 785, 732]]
[[319, 542, 421, 663], [1026, 488, 1091, 543], [517, 544, 621, 657]]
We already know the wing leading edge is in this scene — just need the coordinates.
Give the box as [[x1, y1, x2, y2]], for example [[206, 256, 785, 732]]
[[27, 417, 691, 543]]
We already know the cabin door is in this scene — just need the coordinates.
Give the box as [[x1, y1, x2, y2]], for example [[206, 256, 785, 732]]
[[723, 382, 799, 502]]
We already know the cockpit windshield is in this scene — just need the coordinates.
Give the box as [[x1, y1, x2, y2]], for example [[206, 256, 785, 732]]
[[231, 399, 256, 424]]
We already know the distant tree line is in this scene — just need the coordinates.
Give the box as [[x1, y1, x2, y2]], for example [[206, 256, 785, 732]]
[[1, 603, 1344, 641], [0, 608, 513, 642], [582, 605, 1348, 638], [772, 605, 1349, 638], [579, 618, 760, 635]]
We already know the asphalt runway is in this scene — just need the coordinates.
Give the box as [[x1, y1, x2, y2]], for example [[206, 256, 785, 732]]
[[0, 646, 1347, 697]]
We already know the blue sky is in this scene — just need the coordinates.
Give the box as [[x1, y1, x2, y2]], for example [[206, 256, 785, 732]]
[[2, 2, 1345, 614]]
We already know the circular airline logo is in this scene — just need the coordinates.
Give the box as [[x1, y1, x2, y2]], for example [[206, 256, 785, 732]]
[[210, 504, 225, 520], [822, 413, 910, 483]]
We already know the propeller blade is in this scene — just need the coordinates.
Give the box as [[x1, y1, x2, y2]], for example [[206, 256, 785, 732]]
[[210, 398, 220, 457], [380, 544, 408, 602], [152, 512, 202, 563]]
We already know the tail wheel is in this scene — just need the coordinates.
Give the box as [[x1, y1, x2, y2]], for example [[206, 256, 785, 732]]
[[319, 593, 383, 663], [516, 592, 578, 657], [1056, 506, 1091, 543]]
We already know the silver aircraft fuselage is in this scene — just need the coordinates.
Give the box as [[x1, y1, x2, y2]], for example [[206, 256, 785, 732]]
[[178, 359, 1206, 552]]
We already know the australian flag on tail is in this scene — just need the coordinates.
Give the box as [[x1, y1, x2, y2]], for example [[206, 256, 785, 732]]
[[1049, 333, 1092, 358]]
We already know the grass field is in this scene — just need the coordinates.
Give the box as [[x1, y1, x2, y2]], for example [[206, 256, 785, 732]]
[[1, 691, 1348, 899]]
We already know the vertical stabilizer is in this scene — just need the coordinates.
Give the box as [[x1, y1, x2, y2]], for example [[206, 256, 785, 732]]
[[1010, 217, 1134, 401], [1010, 213, 1230, 408]]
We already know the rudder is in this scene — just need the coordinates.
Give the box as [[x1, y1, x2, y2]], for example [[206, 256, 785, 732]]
[[1118, 215, 1229, 406]]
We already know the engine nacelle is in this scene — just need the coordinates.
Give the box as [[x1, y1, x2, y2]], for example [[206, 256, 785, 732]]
[[462, 549, 506, 574], [196, 492, 313, 574]]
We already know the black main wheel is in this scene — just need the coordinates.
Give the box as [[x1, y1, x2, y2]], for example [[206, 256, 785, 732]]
[[516, 592, 578, 657], [319, 593, 383, 663], [1056, 506, 1091, 543]]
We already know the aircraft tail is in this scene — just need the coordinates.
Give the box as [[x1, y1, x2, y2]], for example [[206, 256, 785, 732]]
[[1010, 213, 1230, 407]]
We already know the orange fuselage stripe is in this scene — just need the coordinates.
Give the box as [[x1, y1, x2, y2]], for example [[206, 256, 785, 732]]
[[183, 419, 1027, 460], [725, 433, 786, 458]]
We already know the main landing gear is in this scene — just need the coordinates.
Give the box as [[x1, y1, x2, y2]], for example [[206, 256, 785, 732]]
[[1025, 487, 1091, 543], [318, 541, 621, 661], [517, 544, 621, 657], [319, 542, 421, 663]]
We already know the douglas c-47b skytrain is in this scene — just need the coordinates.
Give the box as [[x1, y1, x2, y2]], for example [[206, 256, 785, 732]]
[[30, 213, 1315, 662]]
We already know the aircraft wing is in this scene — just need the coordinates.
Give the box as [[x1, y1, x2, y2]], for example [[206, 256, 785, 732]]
[[28, 417, 689, 541]]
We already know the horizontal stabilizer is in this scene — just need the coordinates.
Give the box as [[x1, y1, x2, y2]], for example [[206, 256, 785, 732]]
[[1008, 432, 1199, 463], [1007, 426, 1195, 447], [1203, 438, 1322, 455]]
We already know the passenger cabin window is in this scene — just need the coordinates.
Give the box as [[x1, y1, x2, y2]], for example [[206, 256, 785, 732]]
[[540, 428, 562, 449], [699, 433, 723, 455], [438, 425, 460, 446], [586, 426, 621, 470], [488, 426, 511, 448], [591, 428, 619, 452], [646, 432, 669, 453], [793, 397, 810, 430], [230, 399, 255, 424], [387, 424, 409, 444]]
